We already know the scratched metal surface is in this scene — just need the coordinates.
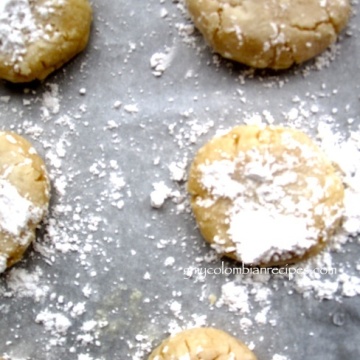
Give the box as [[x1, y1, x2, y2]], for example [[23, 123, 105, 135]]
[[0, 1, 359, 359]]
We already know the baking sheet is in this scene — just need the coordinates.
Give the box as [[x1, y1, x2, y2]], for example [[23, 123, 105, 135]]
[[0, 1, 360, 359]]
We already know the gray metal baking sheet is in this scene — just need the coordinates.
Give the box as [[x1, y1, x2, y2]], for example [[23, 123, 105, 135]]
[[0, 1, 360, 359]]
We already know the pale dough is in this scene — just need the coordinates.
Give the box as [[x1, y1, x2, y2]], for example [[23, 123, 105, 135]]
[[186, 0, 351, 69], [187, 125, 344, 266], [0, 0, 92, 83], [148, 327, 257, 360], [0, 131, 50, 273]]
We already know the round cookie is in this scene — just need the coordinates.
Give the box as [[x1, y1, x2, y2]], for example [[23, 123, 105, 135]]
[[0, 0, 92, 83], [0, 131, 50, 273], [185, 0, 351, 69], [187, 125, 344, 266], [148, 327, 257, 360]]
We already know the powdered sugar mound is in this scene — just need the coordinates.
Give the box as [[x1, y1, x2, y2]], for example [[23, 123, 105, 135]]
[[339, 274, 360, 297], [150, 181, 172, 208], [239, 317, 253, 334], [0, 179, 43, 239], [124, 104, 139, 113], [175, 21, 196, 46], [217, 282, 250, 314], [168, 117, 214, 149], [107, 172, 126, 210], [77, 354, 94, 360], [150, 46, 175, 77], [41, 84, 61, 119], [36, 310, 72, 345], [129, 334, 153, 360], [5, 267, 49, 301], [150, 176, 186, 209], [229, 210, 314, 264], [272, 354, 288, 360], [76, 319, 104, 347], [169, 160, 187, 182], [294, 275, 338, 300], [255, 306, 270, 325], [210, 270, 276, 330]]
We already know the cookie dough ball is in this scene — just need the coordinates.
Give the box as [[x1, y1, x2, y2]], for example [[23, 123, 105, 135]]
[[188, 125, 344, 266], [0, 131, 50, 273], [186, 0, 350, 69], [0, 0, 92, 83], [149, 327, 257, 360]]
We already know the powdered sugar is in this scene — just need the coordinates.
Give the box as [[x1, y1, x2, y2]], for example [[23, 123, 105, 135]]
[[229, 210, 315, 264], [5, 267, 48, 301], [217, 282, 250, 313], [150, 181, 173, 208], [272, 355, 288, 360], [41, 83, 61, 119], [317, 122, 360, 238], [35, 310, 72, 337], [0, 254, 7, 274], [0, 0, 59, 65], [150, 46, 175, 77], [0, 179, 42, 239]]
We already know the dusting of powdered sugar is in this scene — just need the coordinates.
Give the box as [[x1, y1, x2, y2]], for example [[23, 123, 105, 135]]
[[150, 181, 173, 208], [0, 254, 7, 274], [0, 179, 42, 239], [35, 310, 72, 344], [0, 0, 60, 65], [228, 210, 315, 264], [150, 46, 176, 77], [272, 355, 288, 360], [317, 122, 360, 240], [3, 266, 49, 301]]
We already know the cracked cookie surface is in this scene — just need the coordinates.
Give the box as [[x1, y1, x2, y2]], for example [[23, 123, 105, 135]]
[[187, 125, 344, 266], [0, 131, 50, 273], [0, 0, 92, 83], [186, 0, 350, 69], [148, 327, 257, 360]]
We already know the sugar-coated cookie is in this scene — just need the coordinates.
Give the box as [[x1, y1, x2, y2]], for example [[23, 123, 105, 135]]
[[0, 131, 50, 273], [148, 327, 257, 360], [187, 125, 344, 266], [186, 0, 350, 69], [0, 0, 92, 83]]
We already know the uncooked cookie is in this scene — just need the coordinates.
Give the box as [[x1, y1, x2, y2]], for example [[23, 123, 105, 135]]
[[148, 327, 257, 360], [0, 131, 50, 273], [186, 0, 350, 69], [0, 0, 92, 83], [187, 125, 344, 266]]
